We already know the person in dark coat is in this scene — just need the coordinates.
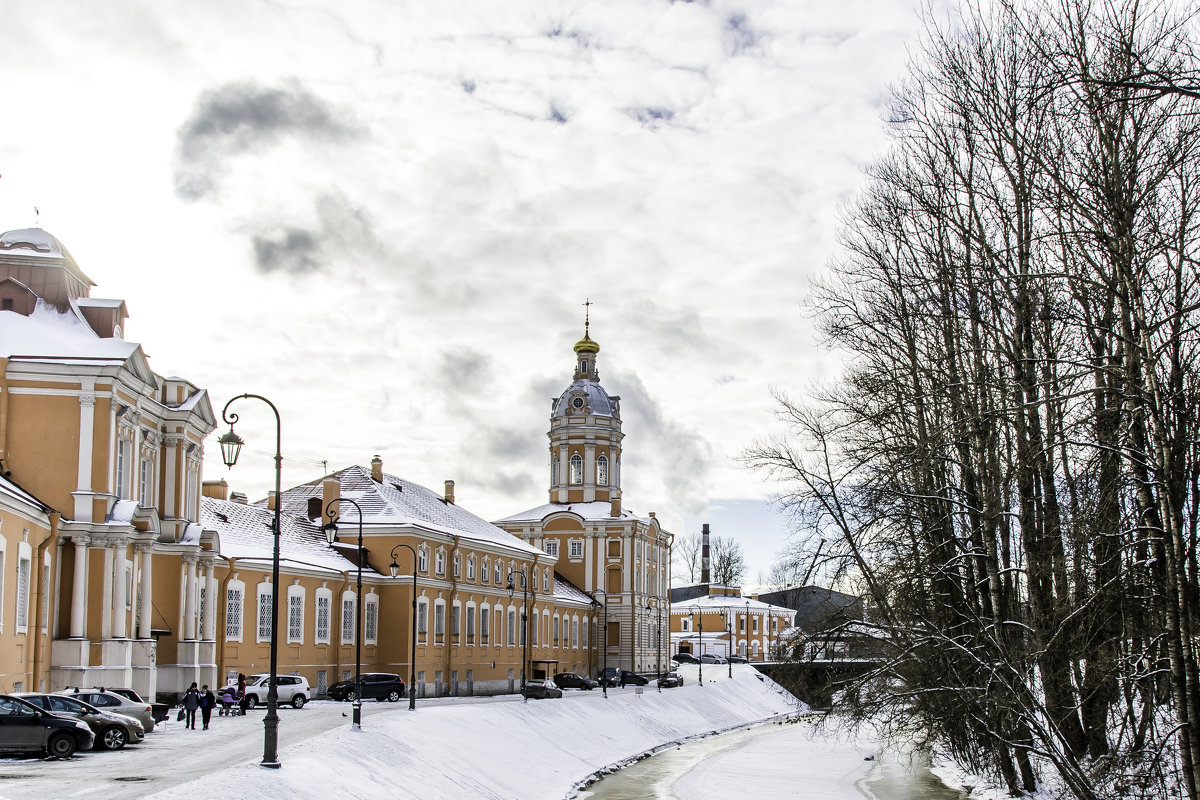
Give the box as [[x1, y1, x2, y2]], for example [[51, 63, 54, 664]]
[[237, 673, 249, 715], [182, 682, 201, 730], [199, 685, 216, 730]]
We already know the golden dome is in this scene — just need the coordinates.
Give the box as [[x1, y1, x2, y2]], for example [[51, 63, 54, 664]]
[[573, 333, 600, 354]]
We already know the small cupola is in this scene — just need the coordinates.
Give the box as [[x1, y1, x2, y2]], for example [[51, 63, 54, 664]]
[[573, 303, 600, 382]]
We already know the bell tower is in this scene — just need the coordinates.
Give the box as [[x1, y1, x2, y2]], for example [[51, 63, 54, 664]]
[[548, 305, 623, 512]]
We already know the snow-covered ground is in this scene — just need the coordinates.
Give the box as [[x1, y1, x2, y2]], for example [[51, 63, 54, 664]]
[[0, 665, 801, 800]]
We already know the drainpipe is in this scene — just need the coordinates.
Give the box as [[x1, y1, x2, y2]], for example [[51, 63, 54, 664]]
[[30, 511, 60, 691]]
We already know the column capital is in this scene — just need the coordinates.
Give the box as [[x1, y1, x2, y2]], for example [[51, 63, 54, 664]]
[[79, 393, 96, 408], [70, 534, 92, 547]]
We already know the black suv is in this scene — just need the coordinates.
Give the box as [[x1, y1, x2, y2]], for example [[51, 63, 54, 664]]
[[552, 672, 598, 690], [0, 694, 94, 758], [673, 652, 701, 664], [327, 673, 407, 702]]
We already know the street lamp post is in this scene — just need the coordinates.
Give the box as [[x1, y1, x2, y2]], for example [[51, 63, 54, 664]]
[[746, 600, 751, 663], [321, 497, 365, 729], [218, 394, 283, 769], [387, 544, 419, 710], [646, 600, 660, 692], [506, 568, 530, 702], [595, 589, 608, 699], [727, 608, 733, 678]]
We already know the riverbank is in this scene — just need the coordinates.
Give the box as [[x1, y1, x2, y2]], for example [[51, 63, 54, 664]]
[[143, 664, 801, 800]]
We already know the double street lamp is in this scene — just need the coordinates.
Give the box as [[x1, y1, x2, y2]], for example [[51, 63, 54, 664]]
[[321, 497, 365, 729], [506, 568, 530, 702], [218, 394, 283, 769], [388, 544, 419, 710]]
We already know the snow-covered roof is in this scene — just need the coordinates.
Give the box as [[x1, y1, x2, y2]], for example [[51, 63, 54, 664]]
[[0, 300, 139, 361], [0, 227, 92, 284], [280, 465, 544, 558], [201, 495, 366, 575], [671, 594, 795, 615], [0, 473, 51, 513], [495, 500, 650, 525], [551, 573, 594, 607]]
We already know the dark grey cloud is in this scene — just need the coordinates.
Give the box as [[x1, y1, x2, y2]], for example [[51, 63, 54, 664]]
[[174, 79, 360, 201], [628, 107, 675, 128], [248, 190, 385, 274], [724, 14, 761, 56], [437, 349, 494, 394]]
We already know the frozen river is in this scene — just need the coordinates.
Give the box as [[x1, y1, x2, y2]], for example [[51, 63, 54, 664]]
[[578, 718, 963, 800]]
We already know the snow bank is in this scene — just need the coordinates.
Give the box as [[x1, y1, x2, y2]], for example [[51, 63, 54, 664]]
[[145, 667, 801, 800]]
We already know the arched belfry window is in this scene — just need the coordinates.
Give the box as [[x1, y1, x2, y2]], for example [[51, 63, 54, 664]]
[[581, 360, 589, 374], [570, 453, 583, 484], [596, 454, 609, 486]]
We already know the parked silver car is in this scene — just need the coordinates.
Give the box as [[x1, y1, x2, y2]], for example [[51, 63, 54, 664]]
[[61, 688, 155, 732], [16, 692, 144, 750]]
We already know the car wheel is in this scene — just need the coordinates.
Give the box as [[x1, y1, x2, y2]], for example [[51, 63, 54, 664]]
[[100, 726, 128, 751], [47, 733, 77, 759], [291, 695, 306, 709], [386, 690, 401, 702], [246, 695, 259, 710], [345, 690, 356, 702]]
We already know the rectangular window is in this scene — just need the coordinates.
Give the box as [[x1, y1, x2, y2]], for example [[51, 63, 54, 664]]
[[553, 616, 560, 643], [467, 559, 475, 580], [41, 564, 49, 632], [451, 604, 460, 637], [226, 588, 243, 640], [753, 617, 759, 634], [316, 595, 330, 643], [482, 562, 489, 584], [341, 598, 355, 644], [480, 608, 489, 640], [139, 457, 153, 507], [453, 555, 460, 578], [739, 617, 746, 633], [365, 599, 378, 643], [257, 591, 272, 642], [116, 438, 130, 500], [519, 609, 526, 647], [466, 607, 475, 642], [288, 594, 303, 642], [417, 600, 428, 634], [435, 551, 445, 575], [418, 550, 428, 572], [15, 558, 30, 629], [568, 540, 583, 559], [532, 613, 538, 646], [507, 610, 516, 646], [572, 618, 579, 648], [607, 539, 621, 558], [543, 540, 558, 557], [434, 603, 445, 637]]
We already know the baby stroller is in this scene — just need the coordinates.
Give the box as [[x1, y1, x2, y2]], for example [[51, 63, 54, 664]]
[[219, 689, 238, 716]]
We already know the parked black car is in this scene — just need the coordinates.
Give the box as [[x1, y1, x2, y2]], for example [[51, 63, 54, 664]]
[[673, 652, 701, 664], [657, 672, 684, 688], [552, 672, 598, 691], [521, 679, 563, 699], [327, 673, 406, 702], [0, 694, 94, 758]]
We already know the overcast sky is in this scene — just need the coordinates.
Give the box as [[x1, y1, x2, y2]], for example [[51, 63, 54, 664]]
[[1, 0, 926, 586]]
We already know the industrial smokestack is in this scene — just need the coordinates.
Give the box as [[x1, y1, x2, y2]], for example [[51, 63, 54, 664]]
[[701, 523, 711, 584]]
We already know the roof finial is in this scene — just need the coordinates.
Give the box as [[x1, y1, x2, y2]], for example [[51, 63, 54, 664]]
[[583, 297, 592, 336]]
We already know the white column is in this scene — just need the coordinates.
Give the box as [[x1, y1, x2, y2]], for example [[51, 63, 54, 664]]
[[182, 557, 197, 640], [100, 540, 115, 640], [556, 446, 568, 503], [112, 541, 128, 638], [163, 436, 180, 518], [70, 536, 90, 639], [137, 545, 154, 638], [203, 562, 217, 640], [75, 386, 96, 522]]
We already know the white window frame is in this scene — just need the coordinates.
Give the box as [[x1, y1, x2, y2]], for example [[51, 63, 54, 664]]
[[315, 588, 332, 644], [481, 558, 490, 584], [341, 593, 356, 645], [597, 454, 608, 485], [435, 549, 445, 576], [569, 453, 583, 484], [507, 607, 516, 647], [417, 598, 428, 636], [543, 540, 558, 558], [571, 616, 579, 649], [418, 547, 428, 573], [364, 592, 379, 644], [451, 602, 461, 637], [568, 539, 584, 559], [479, 603, 490, 642], [434, 600, 446, 639], [225, 582, 244, 642], [15, 544, 31, 633], [465, 602, 476, 643], [287, 585, 305, 644], [467, 556, 475, 581], [139, 455, 154, 507], [453, 553, 460, 578], [542, 568, 549, 592], [256, 583, 273, 643]]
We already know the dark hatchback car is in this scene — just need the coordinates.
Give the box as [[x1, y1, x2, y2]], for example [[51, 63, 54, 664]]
[[552, 672, 598, 691], [601, 668, 649, 687], [673, 652, 701, 664], [16, 692, 144, 750], [327, 673, 407, 702], [521, 679, 563, 700], [0, 694, 94, 758], [657, 672, 685, 688]]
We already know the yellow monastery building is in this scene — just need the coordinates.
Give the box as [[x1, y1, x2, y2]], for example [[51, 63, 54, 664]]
[[0, 226, 673, 701], [496, 324, 673, 675]]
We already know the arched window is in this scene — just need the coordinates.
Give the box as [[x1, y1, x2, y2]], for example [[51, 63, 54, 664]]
[[569, 453, 583, 484], [596, 455, 608, 486], [551, 458, 559, 486], [581, 360, 589, 374]]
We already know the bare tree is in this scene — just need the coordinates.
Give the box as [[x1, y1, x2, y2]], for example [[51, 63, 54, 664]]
[[710, 536, 747, 587]]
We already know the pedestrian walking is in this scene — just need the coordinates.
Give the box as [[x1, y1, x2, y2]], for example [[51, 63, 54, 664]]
[[237, 673, 249, 715], [182, 682, 201, 730], [200, 685, 216, 730]]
